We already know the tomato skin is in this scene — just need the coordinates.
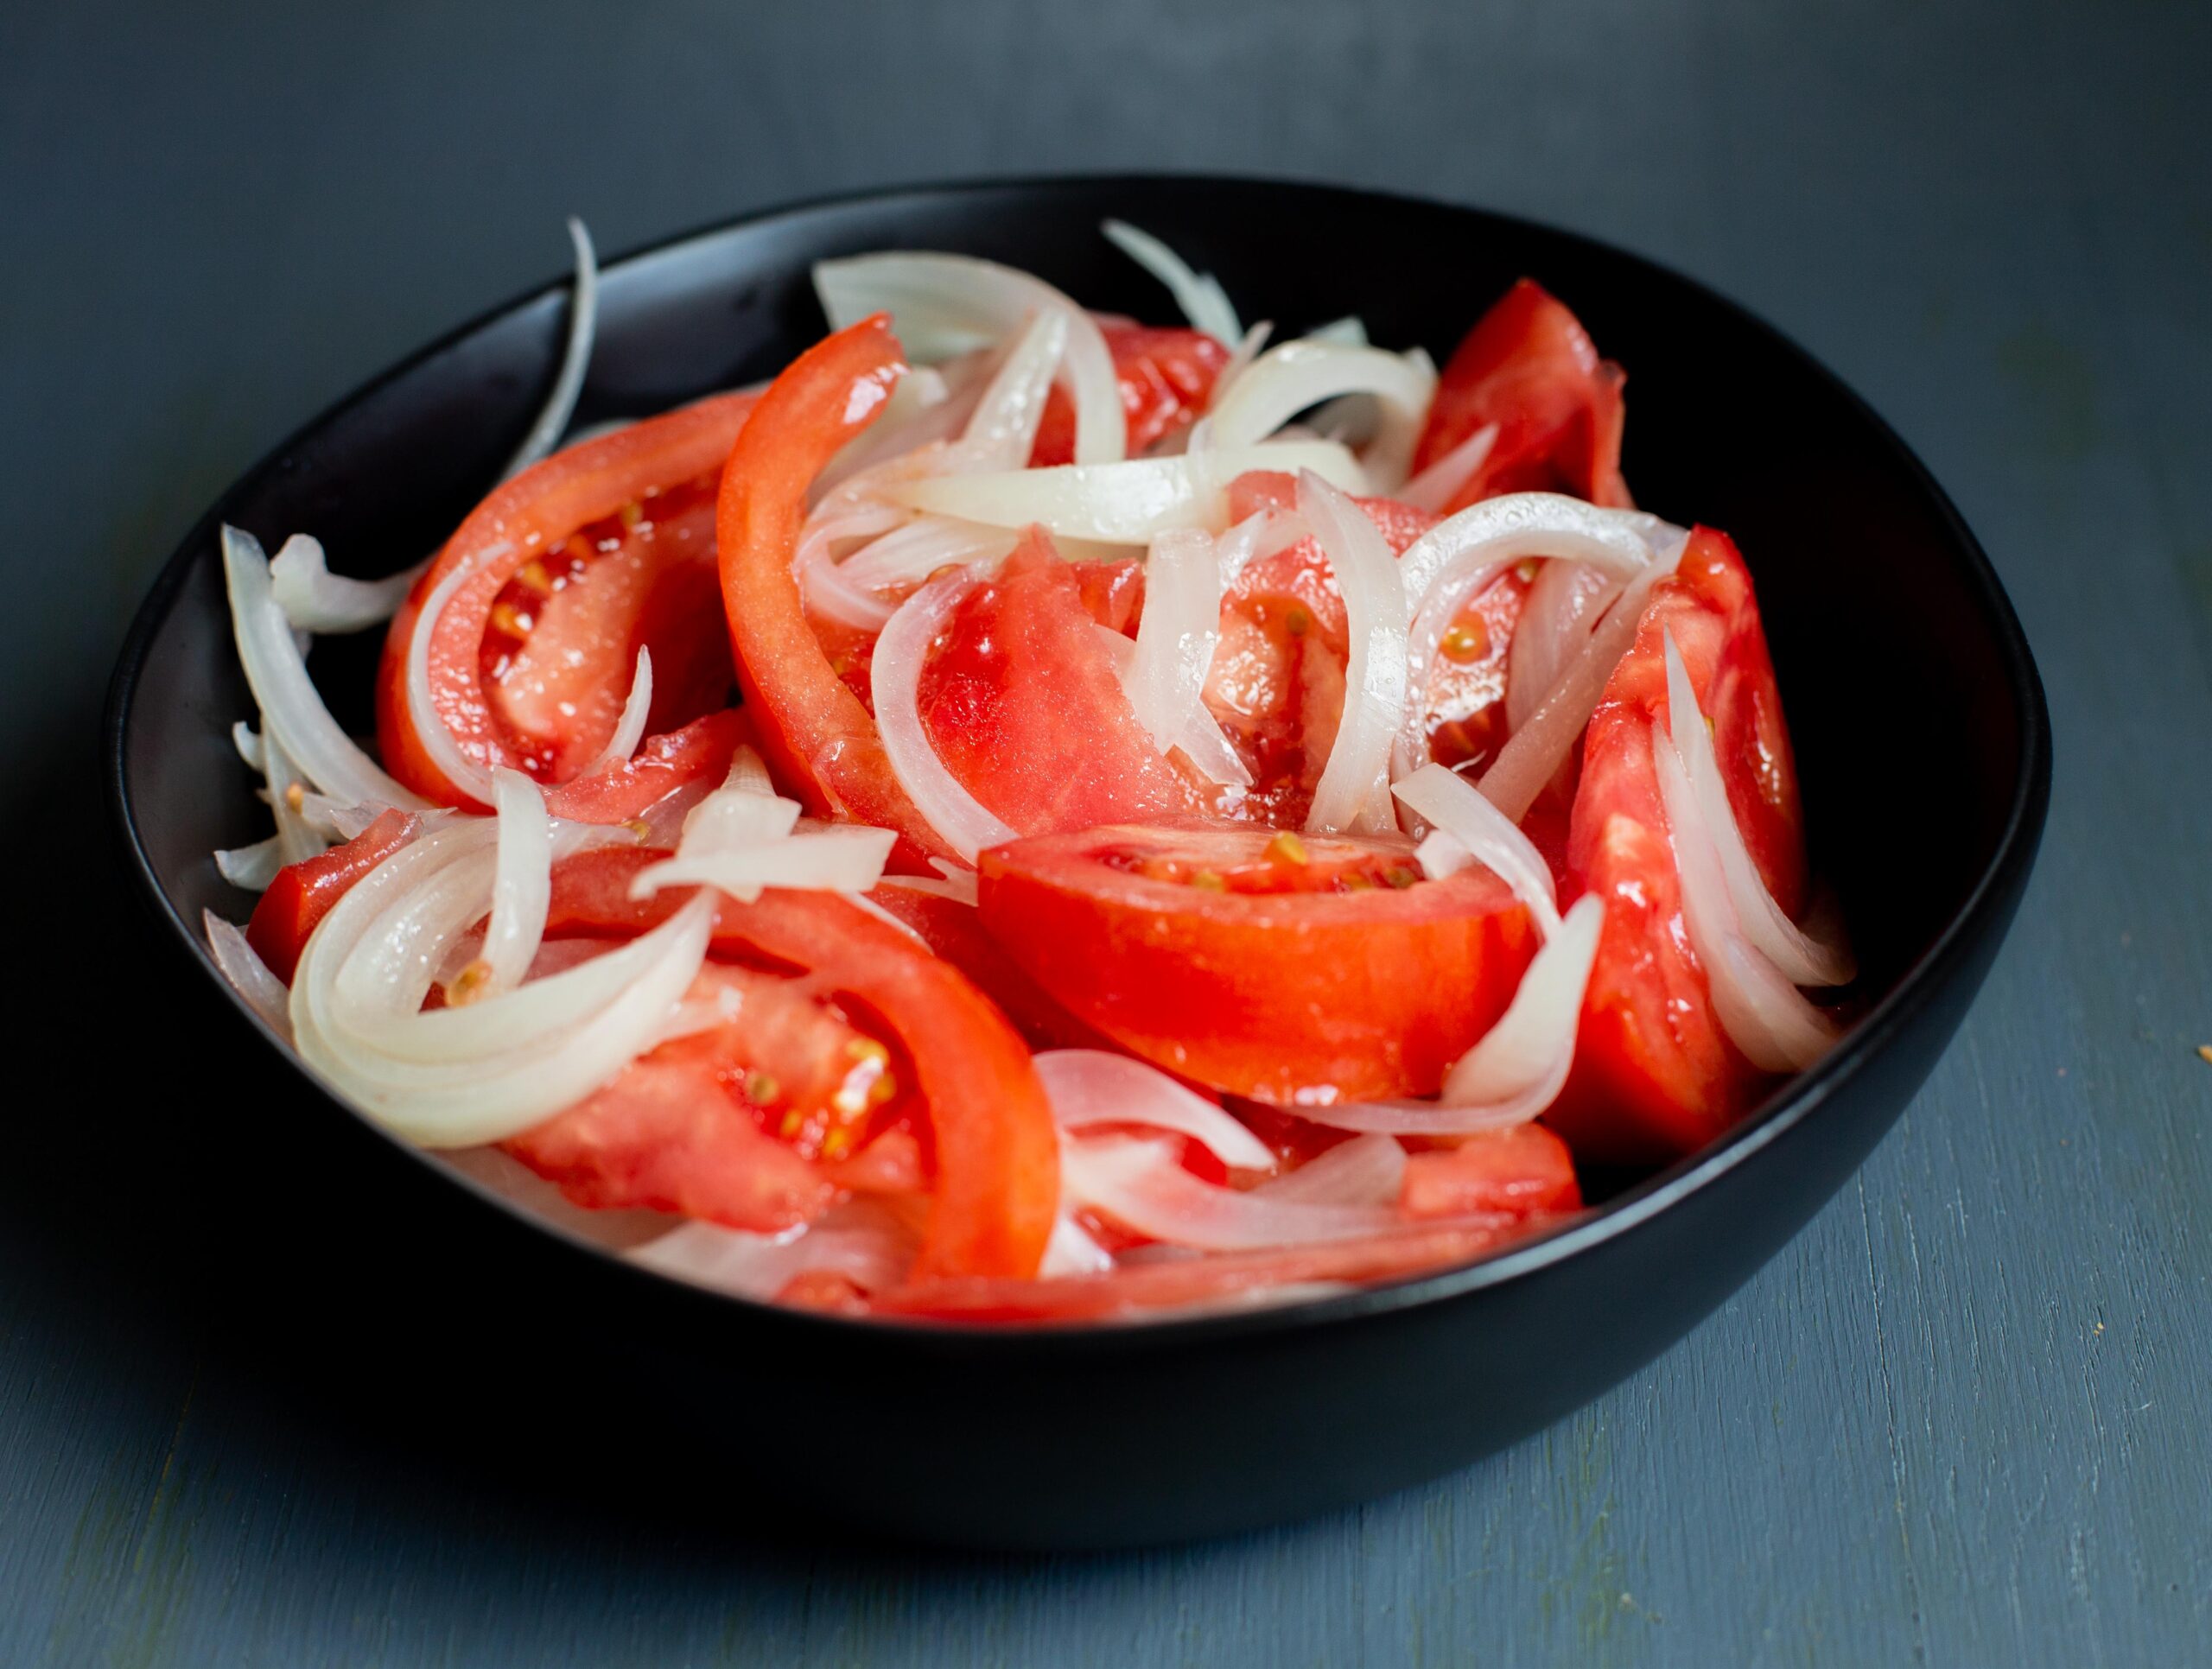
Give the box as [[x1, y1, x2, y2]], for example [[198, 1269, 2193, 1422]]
[[715, 316, 957, 870], [376, 390, 761, 809], [1030, 322, 1230, 466], [543, 847, 1060, 1279], [1400, 1125, 1581, 1220], [978, 824, 1537, 1106], [537, 708, 751, 825], [1414, 279, 1631, 512], [1546, 527, 1809, 1164], [244, 808, 420, 983], [862, 884, 1109, 1052]]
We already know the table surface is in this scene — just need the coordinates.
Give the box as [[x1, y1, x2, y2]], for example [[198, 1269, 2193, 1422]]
[[5, 2, 2208, 1663]]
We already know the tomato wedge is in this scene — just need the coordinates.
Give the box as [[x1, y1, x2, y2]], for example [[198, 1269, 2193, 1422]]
[[543, 847, 1059, 1279], [1030, 321, 1230, 466], [1414, 279, 1632, 513], [244, 808, 420, 983], [537, 708, 751, 825], [863, 883, 1109, 1052], [1546, 526, 1808, 1164], [978, 824, 1536, 1105], [376, 389, 760, 809], [1400, 1125, 1581, 1220]]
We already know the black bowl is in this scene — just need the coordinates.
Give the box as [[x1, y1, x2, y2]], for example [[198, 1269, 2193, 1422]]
[[105, 175, 2048, 1549]]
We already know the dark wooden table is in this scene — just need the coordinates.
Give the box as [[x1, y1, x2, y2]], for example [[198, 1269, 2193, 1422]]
[[5, 3, 2207, 1662]]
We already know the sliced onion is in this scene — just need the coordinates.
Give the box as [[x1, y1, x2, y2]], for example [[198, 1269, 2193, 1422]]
[[1251, 1133, 1405, 1206], [808, 514, 1023, 632], [400, 544, 505, 806], [1101, 219, 1243, 345], [1390, 762, 1560, 931], [256, 724, 327, 866], [1064, 1135, 1400, 1250], [1396, 423, 1498, 515], [204, 909, 292, 1038], [1127, 527, 1226, 760], [1304, 316, 1369, 347], [436, 1145, 672, 1251], [1663, 633, 1853, 987], [214, 835, 284, 891], [1310, 893, 1605, 1135], [878, 858, 981, 906], [1210, 320, 1274, 405], [1207, 340, 1436, 492], [1039, 1212, 1117, 1278], [631, 1200, 915, 1300], [571, 648, 652, 780], [223, 525, 429, 810], [887, 441, 1372, 545], [1507, 558, 1623, 732], [499, 216, 598, 479], [1035, 1050, 1276, 1171], [480, 769, 553, 998], [812, 359, 978, 502], [796, 503, 912, 631], [954, 307, 1066, 470], [1093, 623, 1251, 789], [814, 251, 1126, 462], [871, 567, 1018, 863], [1398, 493, 1662, 619], [268, 534, 423, 634], [1298, 471, 1408, 835], [627, 824, 896, 904], [232, 720, 262, 768], [1474, 537, 1683, 822]]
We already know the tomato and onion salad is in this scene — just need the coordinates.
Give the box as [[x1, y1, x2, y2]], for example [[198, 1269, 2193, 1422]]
[[200, 219, 1851, 1325]]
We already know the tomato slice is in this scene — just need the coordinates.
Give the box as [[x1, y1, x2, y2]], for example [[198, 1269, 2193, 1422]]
[[862, 883, 1109, 1052], [978, 823, 1536, 1105], [717, 316, 964, 868], [244, 808, 420, 983], [543, 847, 1059, 1279], [1400, 1124, 1581, 1220], [921, 527, 1211, 833], [1030, 322, 1230, 466], [1414, 279, 1632, 513], [1546, 526, 1809, 1164], [536, 708, 750, 826], [376, 390, 760, 809]]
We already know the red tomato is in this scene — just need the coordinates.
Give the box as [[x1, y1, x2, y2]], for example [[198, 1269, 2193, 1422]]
[[1400, 1124, 1582, 1220], [376, 390, 760, 810], [1414, 279, 1632, 513], [1030, 322, 1230, 466], [862, 883, 1109, 1052], [543, 847, 1060, 1279], [921, 528, 1210, 834], [1546, 527, 1808, 1164], [244, 808, 420, 983], [535, 708, 751, 826], [717, 316, 956, 869], [978, 824, 1537, 1105]]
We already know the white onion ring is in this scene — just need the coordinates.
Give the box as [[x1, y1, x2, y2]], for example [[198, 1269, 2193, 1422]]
[[203, 909, 293, 1038], [1128, 527, 1226, 761], [1064, 1135, 1401, 1250], [631, 1200, 915, 1300], [869, 567, 1018, 863], [499, 217, 598, 480], [480, 769, 553, 998], [1207, 340, 1436, 493], [953, 307, 1067, 471], [401, 546, 506, 807], [214, 835, 284, 892], [1250, 1134, 1405, 1206], [1395, 423, 1498, 515], [1092, 625, 1251, 788], [1390, 763, 1560, 931], [1507, 559, 1623, 733], [268, 534, 424, 634], [796, 503, 912, 631], [1298, 470, 1408, 835], [1102, 219, 1243, 346], [1035, 1050, 1277, 1171], [571, 648, 653, 780], [627, 824, 897, 904]]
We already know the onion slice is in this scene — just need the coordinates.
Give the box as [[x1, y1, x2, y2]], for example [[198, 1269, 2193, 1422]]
[[499, 217, 598, 480], [814, 251, 1126, 462], [1127, 528, 1225, 759], [269, 535, 423, 634], [870, 568, 1019, 863], [1250, 1133, 1405, 1206], [1093, 624, 1251, 788], [1395, 423, 1498, 515], [632, 1201, 915, 1301], [1298, 470, 1408, 835], [1101, 219, 1243, 345], [400, 545, 505, 806], [1507, 558, 1623, 733], [1064, 1135, 1400, 1250], [628, 824, 896, 905], [887, 441, 1371, 545], [1035, 1050, 1277, 1171], [1390, 763, 1560, 931], [214, 835, 284, 892], [1207, 340, 1436, 492], [571, 649, 653, 781], [953, 307, 1067, 471], [480, 769, 553, 998], [203, 910, 293, 1038], [1310, 893, 1605, 1136]]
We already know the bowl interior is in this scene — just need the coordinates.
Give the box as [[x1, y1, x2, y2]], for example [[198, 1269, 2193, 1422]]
[[111, 175, 2042, 1287]]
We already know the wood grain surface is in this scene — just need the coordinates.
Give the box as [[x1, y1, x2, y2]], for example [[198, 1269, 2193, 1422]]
[[3, 2, 2206, 1663]]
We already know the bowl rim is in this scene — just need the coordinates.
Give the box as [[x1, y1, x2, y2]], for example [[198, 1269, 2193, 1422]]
[[103, 171, 2052, 1354]]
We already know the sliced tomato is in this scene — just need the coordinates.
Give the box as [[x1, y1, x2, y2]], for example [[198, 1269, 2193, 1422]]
[[532, 708, 750, 826], [375, 389, 760, 810], [1414, 279, 1632, 513], [717, 316, 961, 868], [543, 847, 1059, 1279], [1030, 321, 1230, 466], [862, 883, 1109, 1051], [921, 527, 1211, 834], [1400, 1124, 1581, 1220], [1546, 526, 1808, 1164], [978, 823, 1536, 1105], [244, 808, 420, 983]]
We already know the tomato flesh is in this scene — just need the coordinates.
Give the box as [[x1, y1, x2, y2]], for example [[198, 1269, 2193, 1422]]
[[1400, 1124, 1581, 1220], [979, 824, 1536, 1105], [1029, 322, 1230, 466], [1546, 526, 1809, 1164], [245, 808, 420, 983]]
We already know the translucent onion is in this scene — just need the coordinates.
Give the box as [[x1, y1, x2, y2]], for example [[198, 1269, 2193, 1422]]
[[222, 524, 429, 810], [814, 251, 1126, 462], [480, 769, 553, 998], [809, 514, 1022, 632], [1207, 340, 1436, 492], [870, 567, 1018, 863], [627, 824, 897, 904], [203, 909, 293, 1038], [1035, 1050, 1277, 1171], [877, 858, 981, 906], [1390, 763, 1560, 931], [796, 503, 912, 631], [631, 1201, 915, 1300], [1298, 470, 1408, 835], [1662, 633, 1853, 987], [812, 360, 976, 502], [954, 307, 1067, 471], [1093, 625, 1251, 788], [1308, 893, 1605, 1136], [1507, 559, 1623, 732], [1397, 492, 1662, 620], [1039, 1213, 1117, 1278], [499, 217, 598, 480], [1127, 527, 1226, 760], [1396, 422, 1498, 515], [1101, 219, 1243, 345], [887, 441, 1372, 545], [571, 648, 653, 780], [1250, 1133, 1405, 1206], [1305, 317, 1369, 347], [268, 534, 423, 634], [400, 546, 505, 806], [257, 725, 327, 866], [1064, 1135, 1401, 1250], [215, 835, 284, 892]]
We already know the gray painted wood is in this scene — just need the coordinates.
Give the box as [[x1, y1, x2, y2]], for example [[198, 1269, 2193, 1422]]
[[3, 1, 2206, 1662]]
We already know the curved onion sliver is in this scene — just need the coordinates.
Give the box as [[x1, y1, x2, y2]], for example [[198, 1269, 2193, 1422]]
[[1064, 1135, 1401, 1251], [1299, 470, 1408, 835], [871, 567, 1018, 863], [1206, 340, 1436, 492], [1035, 1050, 1277, 1171]]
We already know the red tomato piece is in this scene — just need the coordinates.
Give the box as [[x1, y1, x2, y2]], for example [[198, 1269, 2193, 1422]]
[[862, 883, 1109, 1052], [1030, 322, 1231, 466], [537, 708, 751, 826], [1414, 278, 1632, 513], [978, 823, 1536, 1106], [921, 527, 1210, 834], [1400, 1124, 1582, 1220], [543, 847, 1060, 1279], [1546, 527, 1809, 1164], [244, 808, 420, 983], [376, 389, 761, 810]]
